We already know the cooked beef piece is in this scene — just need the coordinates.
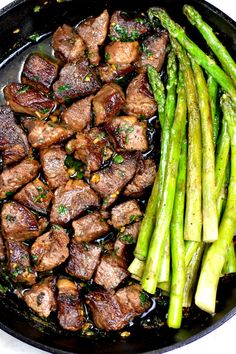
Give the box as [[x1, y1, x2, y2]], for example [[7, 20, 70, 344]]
[[57, 278, 85, 331], [109, 11, 150, 41], [97, 63, 133, 83], [125, 74, 157, 119], [105, 116, 148, 152], [40, 146, 69, 190], [93, 83, 125, 126], [66, 241, 101, 280], [52, 24, 86, 62], [23, 119, 74, 149], [1, 202, 41, 241], [61, 95, 93, 132], [105, 41, 139, 65], [4, 83, 55, 119], [77, 10, 109, 66], [31, 227, 69, 272], [114, 221, 141, 258], [86, 284, 150, 331], [90, 152, 138, 208], [21, 53, 59, 93], [135, 32, 169, 73], [66, 128, 113, 175], [124, 158, 156, 197], [111, 200, 142, 229], [72, 211, 110, 243], [0, 105, 29, 166], [0, 158, 40, 199], [14, 178, 53, 215], [50, 180, 100, 225], [6, 240, 36, 285], [53, 57, 101, 103], [23, 276, 57, 318], [94, 254, 128, 290], [0, 232, 5, 260]]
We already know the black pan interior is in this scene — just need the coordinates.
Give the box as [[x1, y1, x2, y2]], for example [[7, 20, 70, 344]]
[[0, 0, 235, 353]]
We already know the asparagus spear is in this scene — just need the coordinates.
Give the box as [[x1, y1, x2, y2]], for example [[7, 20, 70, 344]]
[[148, 66, 166, 129], [217, 161, 230, 221], [171, 38, 202, 242], [222, 242, 236, 275], [142, 70, 187, 294], [167, 130, 187, 328], [157, 229, 170, 283], [147, 8, 236, 105], [185, 241, 199, 268], [183, 5, 236, 85], [195, 94, 236, 314], [191, 58, 218, 242], [208, 76, 220, 147]]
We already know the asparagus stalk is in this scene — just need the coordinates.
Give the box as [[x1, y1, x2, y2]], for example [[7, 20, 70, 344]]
[[191, 58, 218, 242], [167, 130, 187, 328], [208, 76, 220, 147], [128, 257, 144, 279], [171, 38, 202, 242], [142, 70, 187, 294], [222, 242, 236, 275], [217, 161, 230, 221], [195, 94, 236, 314], [157, 229, 170, 283], [147, 8, 236, 105], [183, 5, 236, 85], [185, 241, 199, 268]]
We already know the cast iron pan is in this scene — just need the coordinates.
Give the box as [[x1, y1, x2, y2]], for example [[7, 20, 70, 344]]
[[0, 0, 235, 353]]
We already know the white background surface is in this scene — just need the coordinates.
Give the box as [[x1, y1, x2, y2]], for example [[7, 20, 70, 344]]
[[0, 0, 235, 353]]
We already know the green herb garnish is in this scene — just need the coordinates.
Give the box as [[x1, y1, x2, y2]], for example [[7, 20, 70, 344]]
[[58, 84, 71, 92], [105, 52, 111, 62], [33, 5, 41, 13], [140, 291, 149, 306], [18, 85, 30, 94], [40, 108, 50, 114], [29, 32, 40, 42], [113, 154, 124, 164], [5, 214, 15, 222], [58, 204, 69, 215], [118, 233, 134, 244]]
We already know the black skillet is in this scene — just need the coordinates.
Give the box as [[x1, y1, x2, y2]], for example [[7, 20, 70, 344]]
[[0, 0, 235, 353]]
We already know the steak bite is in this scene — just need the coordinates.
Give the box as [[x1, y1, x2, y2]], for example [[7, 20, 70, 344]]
[[57, 278, 85, 331], [14, 178, 53, 215], [61, 95, 93, 132], [1, 202, 41, 241], [124, 158, 156, 197], [77, 9, 109, 66], [90, 152, 138, 208], [125, 74, 157, 119], [24, 276, 57, 318], [0, 105, 29, 166], [114, 221, 141, 258], [6, 240, 36, 285], [111, 200, 142, 229], [97, 63, 133, 83], [53, 57, 101, 103], [4, 83, 55, 119], [40, 146, 69, 190], [52, 24, 86, 62], [135, 32, 169, 73], [105, 41, 139, 65], [0, 158, 40, 199], [21, 53, 59, 93], [72, 211, 110, 243], [23, 119, 74, 149], [105, 116, 148, 152], [31, 227, 69, 272], [66, 241, 101, 280], [86, 284, 150, 331], [93, 83, 125, 126], [50, 180, 100, 225]]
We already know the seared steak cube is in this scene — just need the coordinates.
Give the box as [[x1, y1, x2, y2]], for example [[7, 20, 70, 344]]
[[31, 227, 69, 272], [4, 83, 55, 119], [0, 105, 29, 166], [23, 276, 57, 318], [21, 53, 59, 93], [66, 241, 101, 280], [6, 240, 36, 285], [125, 74, 157, 119], [111, 200, 142, 229], [14, 178, 53, 214], [93, 83, 125, 126], [114, 221, 141, 257], [40, 146, 69, 190], [0, 158, 40, 199], [61, 95, 93, 132], [72, 211, 110, 243], [97, 63, 133, 83], [105, 116, 148, 152], [52, 24, 86, 62], [50, 180, 100, 225], [53, 57, 101, 103], [57, 278, 85, 331], [0, 232, 5, 260], [105, 41, 139, 65], [77, 10, 109, 66]]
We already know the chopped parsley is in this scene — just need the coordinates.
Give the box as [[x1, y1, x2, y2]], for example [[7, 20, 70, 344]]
[[33, 75, 40, 81], [84, 73, 92, 82], [29, 32, 40, 42], [129, 214, 142, 223], [105, 52, 111, 62], [140, 291, 149, 306], [82, 242, 90, 251], [113, 154, 124, 164], [5, 214, 15, 222], [18, 85, 30, 94], [33, 5, 41, 13], [58, 204, 69, 215], [141, 43, 153, 58], [118, 233, 134, 244], [33, 190, 47, 203], [112, 24, 140, 41], [58, 84, 71, 92], [40, 108, 50, 114], [5, 191, 14, 197], [119, 171, 126, 178]]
